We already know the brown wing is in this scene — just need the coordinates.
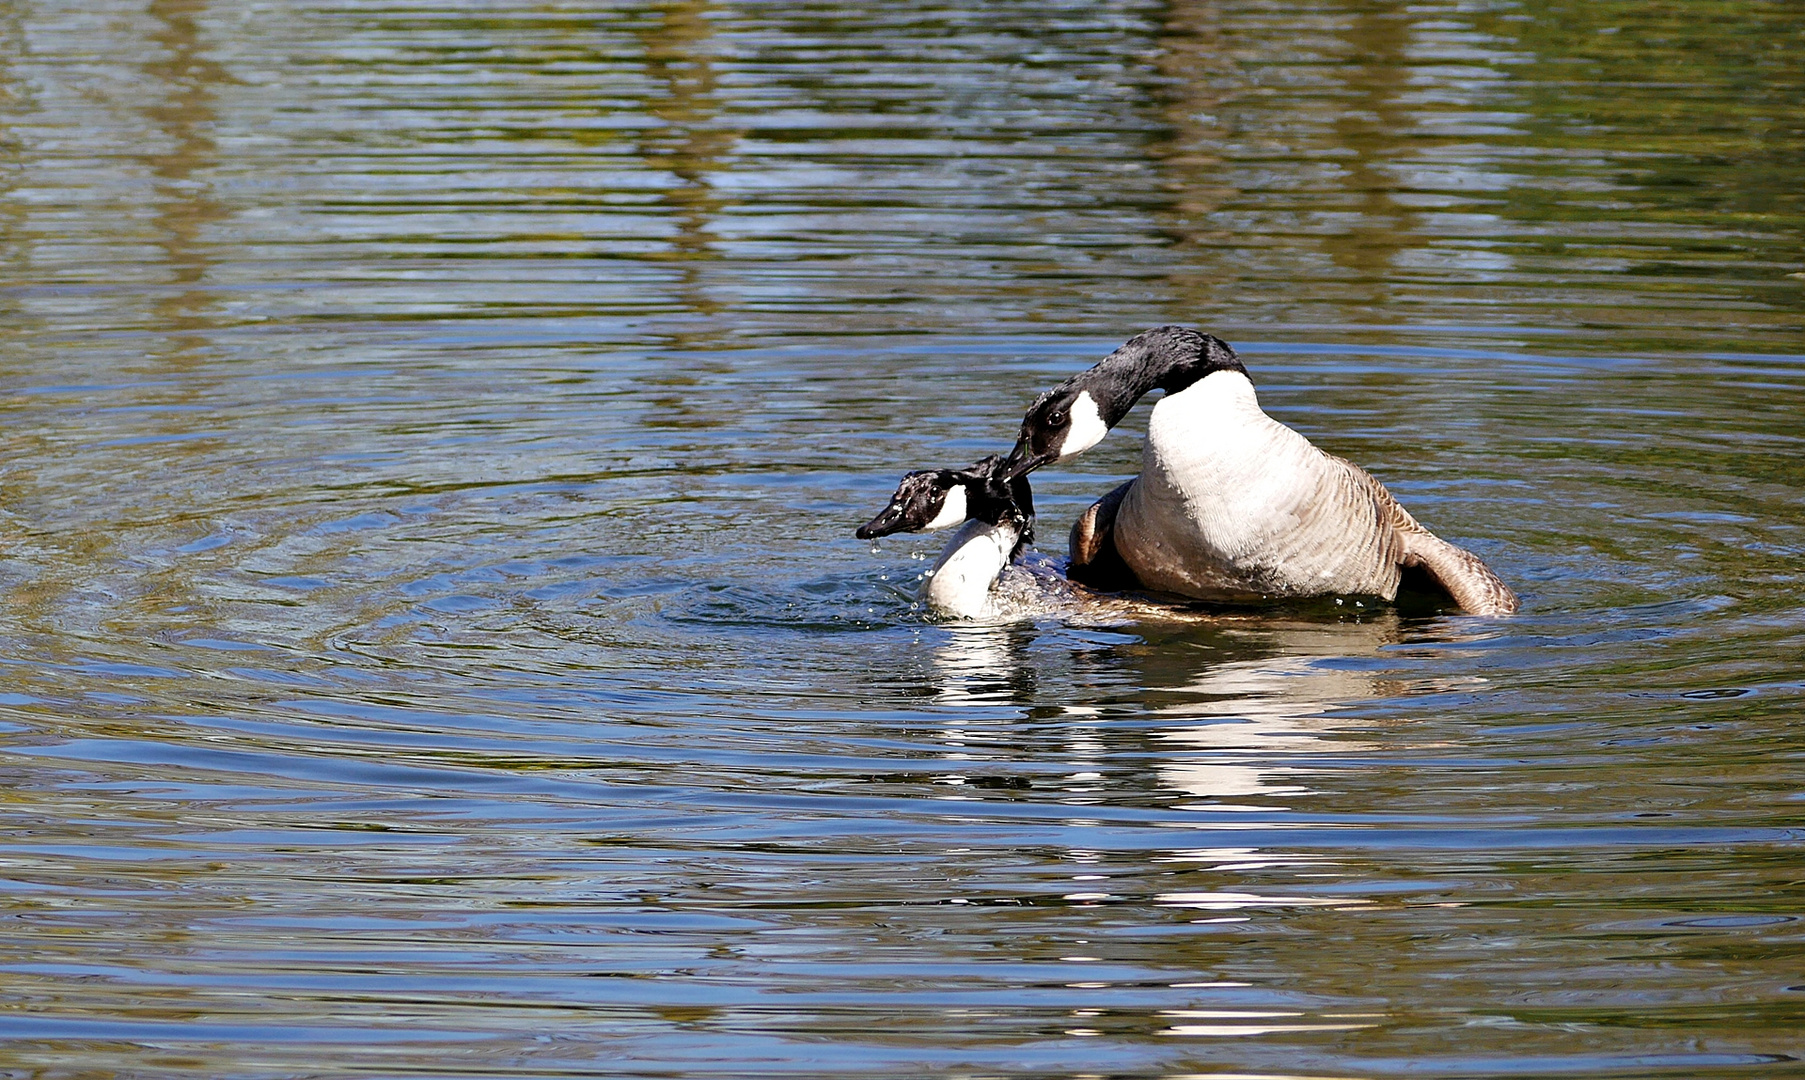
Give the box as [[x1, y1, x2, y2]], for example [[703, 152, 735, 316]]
[[1067, 478, 1140, 590], [1375, 485, 1520, 616]]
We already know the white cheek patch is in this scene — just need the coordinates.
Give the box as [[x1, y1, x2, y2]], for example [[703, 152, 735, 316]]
[[923, 483, 969, 530], [1057, 390, 1109, 459]]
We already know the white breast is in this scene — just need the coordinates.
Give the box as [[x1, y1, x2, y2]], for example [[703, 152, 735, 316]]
[[1115, 371, 1400, 600], [921, 519, 1020, 619], [1143, 372, 1305, 547]]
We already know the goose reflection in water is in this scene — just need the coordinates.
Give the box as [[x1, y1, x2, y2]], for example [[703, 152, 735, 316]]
[[1151, 616, 1407, 807], [1131, 614, 1502, 806], [927, 623, 1033, 708], [923, 612, 1496, 806]]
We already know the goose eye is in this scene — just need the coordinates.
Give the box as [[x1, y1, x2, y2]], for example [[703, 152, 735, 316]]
[[1048, 410, 1067, 426]]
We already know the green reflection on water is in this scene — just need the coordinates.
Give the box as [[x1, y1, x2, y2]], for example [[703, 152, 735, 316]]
[[0, 0, 1797, 348]]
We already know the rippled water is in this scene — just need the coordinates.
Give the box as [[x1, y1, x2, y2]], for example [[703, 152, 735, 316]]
[[3, 0, 1803, 1076]]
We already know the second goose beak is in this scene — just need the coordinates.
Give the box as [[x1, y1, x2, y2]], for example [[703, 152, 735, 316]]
[[855, 502, 911, 540]]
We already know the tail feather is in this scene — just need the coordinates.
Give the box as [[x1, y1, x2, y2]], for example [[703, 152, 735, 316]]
[[1379, 482, 1519, 616]]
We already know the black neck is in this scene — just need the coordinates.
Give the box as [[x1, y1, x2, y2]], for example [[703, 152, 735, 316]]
[[960, 466, 1035, 558], [1081, 326, 1244, 425]]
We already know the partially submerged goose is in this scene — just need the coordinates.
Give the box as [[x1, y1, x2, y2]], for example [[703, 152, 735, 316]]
[[856, 455, 1038, 620], [858, 455, 1197, 623], [1001, 325, 1519, 616]]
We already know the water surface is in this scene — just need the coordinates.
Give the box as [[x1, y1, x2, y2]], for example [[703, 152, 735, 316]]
[[2, 0, 1803, 1076]]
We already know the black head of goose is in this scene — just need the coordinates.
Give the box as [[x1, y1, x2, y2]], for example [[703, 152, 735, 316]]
[[856, 455, 1035, 619], [856, 454, 1032, 548], [1000, 326, 1520, 616], [1000, 326, 1245, 478]]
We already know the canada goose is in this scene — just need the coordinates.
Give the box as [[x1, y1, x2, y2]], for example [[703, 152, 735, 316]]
[[857, 455, 1201, 623], [856, 455, 1039, 620], [1001, 325, 1519, 616]]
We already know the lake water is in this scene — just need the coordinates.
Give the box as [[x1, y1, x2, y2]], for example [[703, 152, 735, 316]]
[[2, 1, 1803, 1076]]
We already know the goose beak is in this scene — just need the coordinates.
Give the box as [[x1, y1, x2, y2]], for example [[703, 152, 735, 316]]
[[855, 502, 910, 540], [1000, 442, 1056, 481]]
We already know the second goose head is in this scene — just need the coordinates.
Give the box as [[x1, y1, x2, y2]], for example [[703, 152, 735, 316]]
[[855, 454, 1033, 546], [1002, 325, 1244, 478]]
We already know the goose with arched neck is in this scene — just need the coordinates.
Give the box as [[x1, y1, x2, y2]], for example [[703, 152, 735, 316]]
[[1001, 326, 1519, 616]]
